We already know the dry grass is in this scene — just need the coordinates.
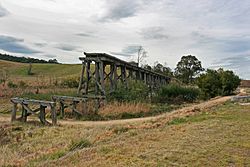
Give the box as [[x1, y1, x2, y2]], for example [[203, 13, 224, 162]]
[[0, 101, 250, 166], [99, 102, 151, 117]]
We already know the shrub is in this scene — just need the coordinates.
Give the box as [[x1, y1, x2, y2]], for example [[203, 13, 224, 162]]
[[155, 84, 200, 103], [7, 81, 18, 88], [107, 80, 150, 102], [197, 68, 240, 98], [61, 77, 79, 88]]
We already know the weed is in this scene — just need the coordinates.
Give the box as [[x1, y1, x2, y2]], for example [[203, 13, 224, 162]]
[[69, 139, 92, 151], [113, 127, 129, 134], [168, 117, 188, 125], [49, 150, 66, 160]]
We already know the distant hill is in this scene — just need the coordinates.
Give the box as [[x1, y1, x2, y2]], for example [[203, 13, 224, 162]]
[[240, 80, 250, 88], [0, 53, 59, 64], [0, 59, 82, 78]]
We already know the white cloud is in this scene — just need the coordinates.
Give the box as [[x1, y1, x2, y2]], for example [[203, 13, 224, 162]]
[[0, 0, 249, 78]]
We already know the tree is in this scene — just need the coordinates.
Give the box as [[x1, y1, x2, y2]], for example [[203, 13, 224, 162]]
[[153, 62, 173, 77], [174, 55, 204, 84], [197, 68, 241, 98], [142, 64, 152, 71], [218, 68, 241, 95], [137, 46, 147, 67], [48, 59, 59, 64], [197, 69, 222, 98]]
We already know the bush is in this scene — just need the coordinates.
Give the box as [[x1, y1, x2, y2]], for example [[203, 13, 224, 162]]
[[197, 68, 240, 99], [107, 80, 150, 102], [7, 81, 18, 88], [61, 77, 79, 88], [18, 80, 28, 88], [155, 84, 200, 103]]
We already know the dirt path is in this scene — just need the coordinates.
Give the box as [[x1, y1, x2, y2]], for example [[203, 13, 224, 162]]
[[0, 96, 232, 127], [59, 96, 232, 126]]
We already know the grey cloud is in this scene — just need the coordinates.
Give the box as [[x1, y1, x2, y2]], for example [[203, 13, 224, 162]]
[[191, 31, 250, 53], [0, 35, 40, 54], [110, 45, 141, 57], [34, 42, 47, 47], [0, 35, 23, 43], [76, 33, 94, 37], [122, 45, 141, 54], [110, 52, 133, 57], [43, 54, 57, 58], [211, 54, 250, 79], [101, 0, 140, 21], [0, 4, 9, 17], [139, 27, 169, 40], [56, 44, 78, 51]]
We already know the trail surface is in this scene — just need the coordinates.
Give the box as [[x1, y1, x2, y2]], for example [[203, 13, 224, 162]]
[[60, 96, 231, 126], [0, 96, 231, 126]]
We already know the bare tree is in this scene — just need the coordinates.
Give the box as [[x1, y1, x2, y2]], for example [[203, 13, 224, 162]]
[[137, 46, 147, 67]]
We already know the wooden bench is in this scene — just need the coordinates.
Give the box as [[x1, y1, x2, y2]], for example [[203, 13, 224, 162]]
[[10, 97, 57, 125], [52, 95, 106, 118]]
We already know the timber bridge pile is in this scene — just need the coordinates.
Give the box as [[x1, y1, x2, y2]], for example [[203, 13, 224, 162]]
[[10, 52, 170, 125]]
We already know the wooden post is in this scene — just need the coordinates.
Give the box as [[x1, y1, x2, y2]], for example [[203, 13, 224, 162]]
[[21, 104, 28, 122], [121, 66, 128, 88], [11, 103, 17, 122], [114, 64, 118, 89], [144, 73, 147, 84], [84, 61, 91, 95], [136, 71, 140, 81], [99, 61, 105, 95], [72, 101, 77, 117], [139, 71, 142, 81], [60, 101, 65, 118], [51, 103, 57, 125], [128, 69, 133, 79], [78, 61, 86, 95], [109, 64, 115, 92], [95, 61, 100, 95], [39, 105, 46, 124], [82, 99, 87, 114], [95, 61, 100, 109]]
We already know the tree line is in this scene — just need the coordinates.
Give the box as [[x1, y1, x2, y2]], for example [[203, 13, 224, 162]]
[[142, 55, 241, 99], [0, 53, 59, 64]]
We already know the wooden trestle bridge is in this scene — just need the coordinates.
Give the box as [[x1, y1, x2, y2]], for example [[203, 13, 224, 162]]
[[10, 52, 170, 125], [77, 52, 171, 96]]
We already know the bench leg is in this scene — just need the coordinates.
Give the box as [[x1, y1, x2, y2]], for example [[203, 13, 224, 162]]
[[51, 104, 57, 125], [11, 103, 17, 122], [39, 105, 46, 124], [21, 104, 28, 122]]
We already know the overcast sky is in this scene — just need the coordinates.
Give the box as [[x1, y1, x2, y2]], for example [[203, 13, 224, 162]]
[[0, 0, 249, 78]]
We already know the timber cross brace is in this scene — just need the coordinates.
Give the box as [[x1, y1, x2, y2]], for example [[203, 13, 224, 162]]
[[77, 52, 171, 96]]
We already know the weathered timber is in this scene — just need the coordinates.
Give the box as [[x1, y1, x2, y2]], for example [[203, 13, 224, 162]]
[[52, 95, 106, 118], [10, 98, 57, 125], [78, 52, 171, 96]]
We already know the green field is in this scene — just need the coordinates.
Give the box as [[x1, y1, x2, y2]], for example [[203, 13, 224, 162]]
[[0, 60, 82, 78], [0, 101, 250, 166]]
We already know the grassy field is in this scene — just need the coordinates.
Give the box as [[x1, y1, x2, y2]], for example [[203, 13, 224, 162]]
[[0, 101, 250, 166], [0, 60, 82, 78]]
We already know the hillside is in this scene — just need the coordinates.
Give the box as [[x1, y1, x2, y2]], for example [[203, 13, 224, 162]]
[[0, 60, 82, 78]]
